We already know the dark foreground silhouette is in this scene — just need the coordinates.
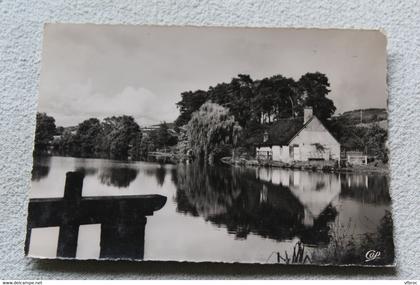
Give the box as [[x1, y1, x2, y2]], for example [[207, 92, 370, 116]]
[[25, 171, 167, 260]]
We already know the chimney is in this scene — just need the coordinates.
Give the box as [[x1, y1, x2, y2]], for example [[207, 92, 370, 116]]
[[263, 131, 269, 143], [304, 107, 313, 124]]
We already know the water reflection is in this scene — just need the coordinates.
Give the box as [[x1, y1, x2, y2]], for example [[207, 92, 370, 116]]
[[28, 157, 393, 264], [75, 166, 98, 176], [340, 174, 391, 204], [26, 171, 166, 260], [279, 171, 341, 227], [174, 165, 337, 244], [99, 166, 139, 188], [145, 166, 167, 187], [31, 157, 51, 181]]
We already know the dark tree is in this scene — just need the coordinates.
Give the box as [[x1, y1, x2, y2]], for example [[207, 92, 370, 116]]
[[156, 122, 171, 149], [175, 90, 208, 126], [298, 72, 336, 121], [327, 117, 366, 151], [173, 72, 340, 156], [222, 74, 255, 127], [138, 134, 155, 160], [363, 124, 388, 162], [58, 130, 79, 157], [75, 118, 103, 157], [102, 116, 141, 160], [156, 122, 178, 149], [130, 132, 144, 161], [56, 126, 65, 135], [34, 112, 56, 155], [253, 75, 299, 123]]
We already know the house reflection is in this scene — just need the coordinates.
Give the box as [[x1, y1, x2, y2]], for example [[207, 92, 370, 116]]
[[256, 168, 341, 227], [174, 165, 337, 245], [25, 171, 166, 260], [339, 173, 390, 204], [346, 174, 368, 189]]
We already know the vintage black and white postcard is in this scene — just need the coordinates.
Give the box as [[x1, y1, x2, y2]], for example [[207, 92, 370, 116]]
[[26, 24, 394, 266]]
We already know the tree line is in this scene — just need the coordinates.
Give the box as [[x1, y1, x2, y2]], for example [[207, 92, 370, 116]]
[[34, 71, 388, 164], [175, 72, 336, 128], [175, 72, 387, 163], [175, 72, 336, 162], [34, 113, 178, 160]]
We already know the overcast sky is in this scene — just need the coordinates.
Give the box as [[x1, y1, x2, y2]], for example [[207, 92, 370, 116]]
[[38, 24, 387, 127]]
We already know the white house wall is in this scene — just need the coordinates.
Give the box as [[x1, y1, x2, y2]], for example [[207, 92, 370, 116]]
[[280, 146, 291, 163], [288, 117, 340, 162], [272, 145, 281, 161]]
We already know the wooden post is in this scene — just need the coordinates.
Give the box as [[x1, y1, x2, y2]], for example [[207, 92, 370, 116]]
[[26, 171, 167, 260]]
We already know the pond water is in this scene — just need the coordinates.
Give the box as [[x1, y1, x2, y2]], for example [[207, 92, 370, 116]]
[[27, 156, 393, 264]]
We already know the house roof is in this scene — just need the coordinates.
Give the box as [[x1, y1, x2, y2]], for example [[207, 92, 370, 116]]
[[256, 115, 341, 147], [256, 117, 306, 147]]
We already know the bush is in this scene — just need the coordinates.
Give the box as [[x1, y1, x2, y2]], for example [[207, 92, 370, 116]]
[[211, 144, 233, 163]]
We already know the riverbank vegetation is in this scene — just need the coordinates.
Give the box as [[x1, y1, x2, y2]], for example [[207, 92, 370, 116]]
[[176, 72, 387, 166], [311, 210, 394, 265], [34, 113, 178, 161]]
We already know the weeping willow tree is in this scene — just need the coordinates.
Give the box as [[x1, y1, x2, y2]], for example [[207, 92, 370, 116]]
[[186, 102, 241, 164]]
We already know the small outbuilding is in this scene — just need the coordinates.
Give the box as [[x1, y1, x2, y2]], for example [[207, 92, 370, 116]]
[[255, 107, 340, 163]]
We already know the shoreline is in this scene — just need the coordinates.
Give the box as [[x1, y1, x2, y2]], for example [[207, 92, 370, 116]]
[[221, 157, 389, 175], [37, 154, 389, 175]]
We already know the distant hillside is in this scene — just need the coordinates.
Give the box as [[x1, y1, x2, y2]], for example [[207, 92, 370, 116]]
[[337, 108, 387, 125], [356, 120, 387, 130]]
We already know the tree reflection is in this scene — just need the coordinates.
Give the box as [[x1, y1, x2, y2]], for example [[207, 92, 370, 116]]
[[31, 157, 51, 181], [174, 164, 337, 244], [155, 166, 166, 186], [99, 166, 139, 188], [31, 165, 50, 181], [170, 168, 178, 186], [75, 167, 98, 176], [145, 166, 167, 187], [339, 174, 391, 204], [311, 210, 394, 265]]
